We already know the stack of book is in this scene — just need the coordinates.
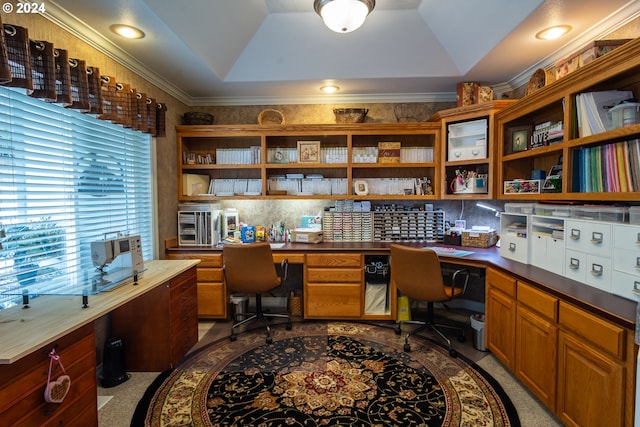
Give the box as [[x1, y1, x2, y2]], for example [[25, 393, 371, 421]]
[[572, 139, 640, 192]]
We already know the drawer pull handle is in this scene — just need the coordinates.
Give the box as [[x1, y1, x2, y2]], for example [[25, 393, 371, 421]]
[[637, 232, 640, 245], [590, 232, 603, 244], [570, 229, 580, 240], [509, 242, 516, 252], [471, 149, 480, 156], [569, 258, 580, 270], [590, 263, 603, 276], [635, 281, 640, 292], [635, 257, 640, 269]]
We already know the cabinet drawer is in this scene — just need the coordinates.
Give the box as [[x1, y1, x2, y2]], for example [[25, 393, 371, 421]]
[[565, 220, 612, 258], [517, 281, 558, 321], [499, 236, 529, 264], [612, 248, 640, 276], [197, 282, 227, 318], [558, 301, 626, 359], [198, 267, 223, 282], [306, 253, 361, 268], [486, 268, 516, 297], [564, 249, 586, 283], [168, 253, 223, 268], [584, 255, 612, 292], [613, 224, 640, 251], [611, 270, 640, 302], [274, 252, 305, 264], [305, 283, 362, 317], [307, 267, 362, 283], [170, 267, 197, 289]]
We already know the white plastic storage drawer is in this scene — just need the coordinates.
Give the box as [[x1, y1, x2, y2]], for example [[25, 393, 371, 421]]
[[565, 249, 586, 283], [613, 224, 640, 250], [500, 236, 529, 264], [448, 145, 487, 161], [611, 271, 640, 301], [584, 255, 612, 292], [565, 220, 612, 258]]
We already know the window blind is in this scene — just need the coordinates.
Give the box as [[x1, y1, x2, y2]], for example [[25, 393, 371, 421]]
[[0, 86, 153, 309]]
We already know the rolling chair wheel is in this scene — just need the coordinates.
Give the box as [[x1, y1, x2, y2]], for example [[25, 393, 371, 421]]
[[266, 336, 273, 344], [457, 334, 466, 343], [403, 343, 411, 352], [286, 322, 292, 330], [394, 326, 402, 335], [449, 348, 458, 358], [230, 335, 237, 342]]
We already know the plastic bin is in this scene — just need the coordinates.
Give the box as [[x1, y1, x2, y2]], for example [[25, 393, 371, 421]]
[[630, 207, 640, 225], [609, 102, 640, 128], [470, 314, 488, 351], [535, 203, 571, 217], [504, 203, 535, 214]]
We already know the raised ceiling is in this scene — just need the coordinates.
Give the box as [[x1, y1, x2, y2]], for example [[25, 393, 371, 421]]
[[45, 0, 640, 105]]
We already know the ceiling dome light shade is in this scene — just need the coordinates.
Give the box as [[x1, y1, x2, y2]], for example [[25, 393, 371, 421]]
[[314, 0, 375, 33]]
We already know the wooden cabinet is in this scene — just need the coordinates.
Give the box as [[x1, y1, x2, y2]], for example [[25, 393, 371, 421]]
[[515, 282, 558, 411], [557, 301, 628, 427], [176, 123, 440, 201], [485, 267, 517, 370], [0, 323, 97, 427], [486, 267, 636, 426], [429, 100, 515, 199], [167, 252, 226, 318], [111, 266, 198, 371], [304, 253, 363, 318], [496, 37, 640, 201]]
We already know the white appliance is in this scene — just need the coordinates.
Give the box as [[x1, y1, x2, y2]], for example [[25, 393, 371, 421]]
[[90, 233, 144, 290]]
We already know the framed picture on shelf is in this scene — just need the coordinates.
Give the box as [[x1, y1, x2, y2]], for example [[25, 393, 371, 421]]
[[297, 141, 320, 163], [509, 126, 530, 153]]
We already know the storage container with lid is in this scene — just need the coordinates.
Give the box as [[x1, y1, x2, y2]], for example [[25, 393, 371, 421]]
[[535, 203, 571, 217]]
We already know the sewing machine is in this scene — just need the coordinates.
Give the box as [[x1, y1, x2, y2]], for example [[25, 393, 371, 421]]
[[91, 233, 144, 290]]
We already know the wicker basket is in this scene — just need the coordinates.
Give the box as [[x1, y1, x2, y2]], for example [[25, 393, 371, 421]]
[[258, 109, 285, 125], [288, 295, 303, 317], [334, 108, 368, 123], [525, 68, 555, 96]]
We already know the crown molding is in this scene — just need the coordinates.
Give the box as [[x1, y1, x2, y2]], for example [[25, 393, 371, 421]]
[[42, 0, 640, 107]]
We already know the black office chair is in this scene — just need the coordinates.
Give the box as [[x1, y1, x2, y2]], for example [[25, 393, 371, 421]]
[[223, 242, 292, 343], [390, 244, 470, 357]]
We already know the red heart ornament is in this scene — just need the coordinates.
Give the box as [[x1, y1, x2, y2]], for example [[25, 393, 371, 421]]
[[44, 374, 71, 403]]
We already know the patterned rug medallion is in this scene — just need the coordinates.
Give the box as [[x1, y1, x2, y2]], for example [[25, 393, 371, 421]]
[[132, 322, 519, 426]]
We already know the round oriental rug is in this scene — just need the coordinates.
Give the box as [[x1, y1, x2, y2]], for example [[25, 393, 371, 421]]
[[132, 321, 519, 426]]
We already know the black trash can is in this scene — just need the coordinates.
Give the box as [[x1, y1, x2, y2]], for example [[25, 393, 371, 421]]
[[101, 337, 129, 388]]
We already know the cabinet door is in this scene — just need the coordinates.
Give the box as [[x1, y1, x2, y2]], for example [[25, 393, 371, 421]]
[[486, 287, 516, 370], [531, 235, 565, 276], [515, 305, 558, 411], [305, 283, 362, 318], [557, 331, 624, 427]]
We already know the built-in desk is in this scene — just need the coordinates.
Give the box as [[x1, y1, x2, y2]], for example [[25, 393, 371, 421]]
[[0, 259, 199, 427], [167, 242, 636, 328]]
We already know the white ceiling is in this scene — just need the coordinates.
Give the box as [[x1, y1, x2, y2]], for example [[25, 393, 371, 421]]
[[45, 0, 640, 106]]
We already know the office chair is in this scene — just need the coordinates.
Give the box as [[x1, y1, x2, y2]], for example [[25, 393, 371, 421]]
[[390, 244, 470, 357], [223, 242, 292, 344]]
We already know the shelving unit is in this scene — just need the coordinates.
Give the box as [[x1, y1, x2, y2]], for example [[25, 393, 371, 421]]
[[429, 100, 516, 199], [176, 123, 440, 201], [496, 37, 640, 201]]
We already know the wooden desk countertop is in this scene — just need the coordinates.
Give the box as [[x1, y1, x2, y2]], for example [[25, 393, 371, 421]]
[[0, 259, 199, 365], [168, 241, 637, 329]]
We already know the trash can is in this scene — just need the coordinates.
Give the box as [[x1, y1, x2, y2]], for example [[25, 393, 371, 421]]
[[470, 314, 487, 351], [229, 293, 249, 320], [101, 337, 129, 388]]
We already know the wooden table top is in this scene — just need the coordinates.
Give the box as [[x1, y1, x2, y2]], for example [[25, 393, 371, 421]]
[[0, 259, 199, 364]]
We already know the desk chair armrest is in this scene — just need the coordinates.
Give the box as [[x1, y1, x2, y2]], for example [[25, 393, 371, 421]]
[[450, 268, 470, 295]]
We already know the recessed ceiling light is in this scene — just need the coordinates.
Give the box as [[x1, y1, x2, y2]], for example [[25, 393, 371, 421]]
[[535, 25, 571, 40], [320, 85, 340, 94], [110, 24, 145, 39]]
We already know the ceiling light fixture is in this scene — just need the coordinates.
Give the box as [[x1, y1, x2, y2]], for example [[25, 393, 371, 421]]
[[314, 0, 375, 33], [535, 25, 571, 40], [110, 24, 145, 39], [320, 85, 340, 94]]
